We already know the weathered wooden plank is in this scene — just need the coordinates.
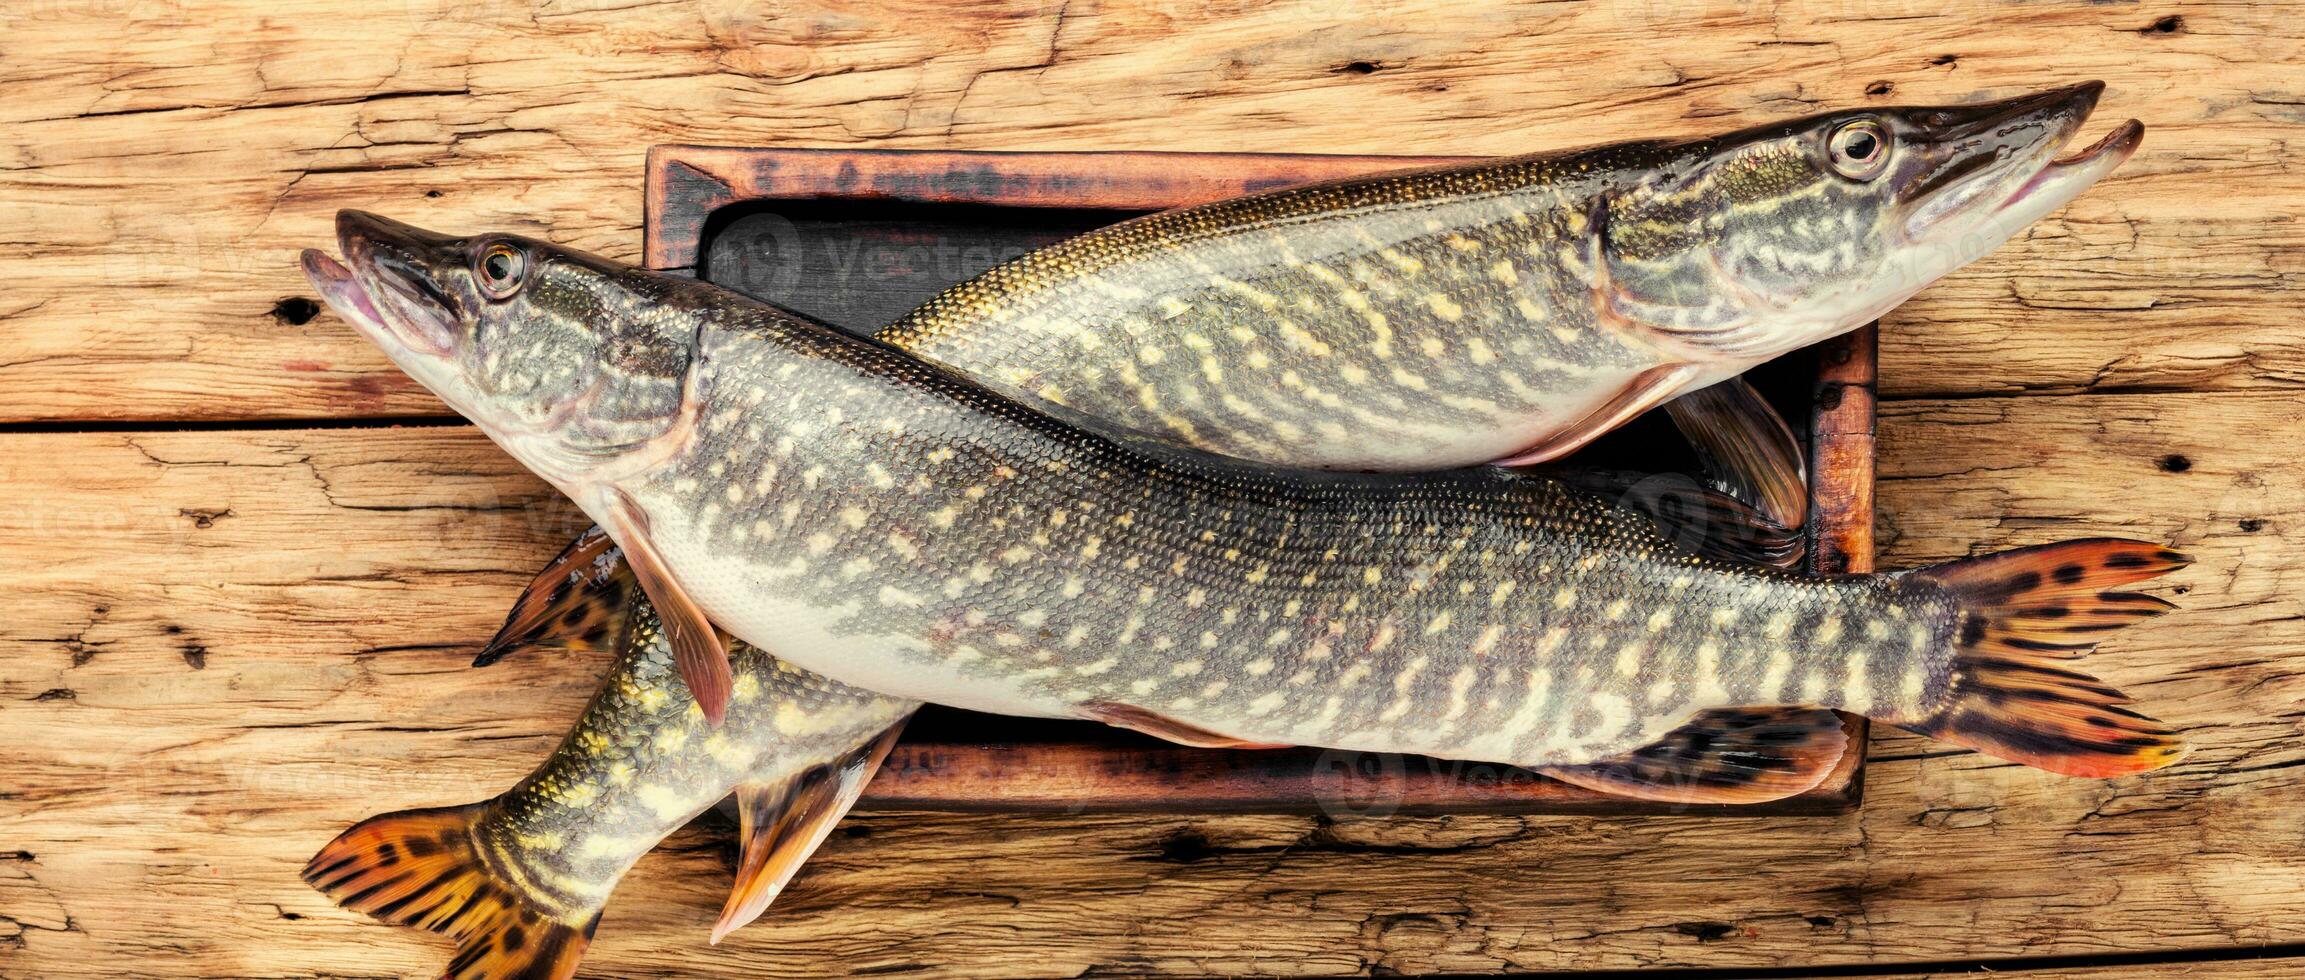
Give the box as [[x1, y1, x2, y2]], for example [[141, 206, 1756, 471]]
[[1, 0, 2300, 422], [1850, 963, 2305, 980], [2, 385, 2294, 977]]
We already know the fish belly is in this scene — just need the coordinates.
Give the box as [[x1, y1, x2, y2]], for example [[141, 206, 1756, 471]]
[[648, 510, 1068, 718]]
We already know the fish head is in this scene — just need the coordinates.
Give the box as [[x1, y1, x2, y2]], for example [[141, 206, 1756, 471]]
[[303, 210, 703, 485], [1598, 82, 2139, 358]]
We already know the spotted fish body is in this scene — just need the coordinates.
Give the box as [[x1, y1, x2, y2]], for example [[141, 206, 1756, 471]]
[[881, 83, 2140, 469], [601, 308, 2081, 766], [879, 166, 1675, 469], [308, 205, 2190, 977], [302, 211, 2186, 786]]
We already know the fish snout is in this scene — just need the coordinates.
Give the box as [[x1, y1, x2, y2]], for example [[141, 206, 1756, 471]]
[[332, 210, 464, 358]]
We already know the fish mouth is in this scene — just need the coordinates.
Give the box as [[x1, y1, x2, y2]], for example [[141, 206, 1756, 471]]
[[300, 210, 462, 359], [298, 248, 390, 342], [1901, 81, 2142, 240], [1999, 115, 2143, 214]]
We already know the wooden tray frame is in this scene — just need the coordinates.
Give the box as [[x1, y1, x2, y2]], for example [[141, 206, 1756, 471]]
[[644, 146, 1875, 816]]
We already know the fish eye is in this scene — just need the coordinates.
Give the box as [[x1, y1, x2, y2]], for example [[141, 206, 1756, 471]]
[[1827, 119, 1890, 180], [474, 242, 527, 300]]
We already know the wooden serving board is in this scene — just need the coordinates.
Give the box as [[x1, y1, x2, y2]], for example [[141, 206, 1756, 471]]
[[645, 147, 1875, 815]]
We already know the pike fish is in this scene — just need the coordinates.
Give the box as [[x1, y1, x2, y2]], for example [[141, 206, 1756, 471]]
[[477, 79, 2151, 687], [301, 210, 2189, 791], [493, 80, 2153, 676], [307, 529, 918, 979], [884, 82, 2138, 471], [300, 84, 2158, 975]]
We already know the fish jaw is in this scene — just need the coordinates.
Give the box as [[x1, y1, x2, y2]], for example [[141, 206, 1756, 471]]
[[305, 211, 712, 493], [1866, 116, 2143, 329], [298, 249, 389, 345], [318, 211, 465, 357], [301, 212, 482, 419], [1981, 117, 2143, 236], [306, 229, 565, 486], [1897, 82, 2142, 261]]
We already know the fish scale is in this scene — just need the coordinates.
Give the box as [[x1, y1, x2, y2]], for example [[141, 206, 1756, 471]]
[[648, 311, 1931, 766], [303, 83, 2180, 978], [305, 552, 915, 978], [471, 619, 909, 917], [878, 83, 2140, 472], [881, 163, 1660, 470], [309, 202, 2183, 784]]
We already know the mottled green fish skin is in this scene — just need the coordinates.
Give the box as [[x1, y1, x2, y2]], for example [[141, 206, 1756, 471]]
[[296, 80, 2158, 964], [307, 204, 2179, 789], [878, 84, 2127, 470], [880, 155, 1667, 469], [309, 212, 1971, 770], [622, 301, 1955, 768], [311, 204, 1945, 770], [469, 615, 913, 923]]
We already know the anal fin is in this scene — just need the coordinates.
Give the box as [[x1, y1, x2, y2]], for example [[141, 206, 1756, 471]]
[[713, 722, 908, 943], [1491, 363, 1704, 467], [605, 488, 733, 725], [1542, 706, 1848, 804], [1081, 701, 1292, 750], [474, 525, 633, 667]]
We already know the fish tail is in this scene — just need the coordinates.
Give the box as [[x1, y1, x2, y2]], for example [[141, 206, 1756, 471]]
[[1897, 538, 2190, 777], [304, 803, 598, 980]]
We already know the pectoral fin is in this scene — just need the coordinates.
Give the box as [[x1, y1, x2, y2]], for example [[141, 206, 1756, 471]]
[[1541, 706, 1848, 805], [1662, 377, 1808, 548], [712, 722, 908, 943], [1081, 701, 1292, 750], [474, 525, 632, 666], [605, 488, 733, 725], [1491, 363, 1704, 467]]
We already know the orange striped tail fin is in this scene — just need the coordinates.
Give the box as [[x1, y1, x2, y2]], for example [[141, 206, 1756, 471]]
[[304, 803, 598, 980], [1900, 538, 2190, 777]]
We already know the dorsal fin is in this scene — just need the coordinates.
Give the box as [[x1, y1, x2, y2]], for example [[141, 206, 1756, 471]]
[[474, 526, 632, 667], [1542, 706, 1849, 804]]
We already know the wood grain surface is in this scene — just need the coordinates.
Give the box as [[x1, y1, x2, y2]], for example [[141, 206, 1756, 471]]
[[2, 0, 2300, 978]]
